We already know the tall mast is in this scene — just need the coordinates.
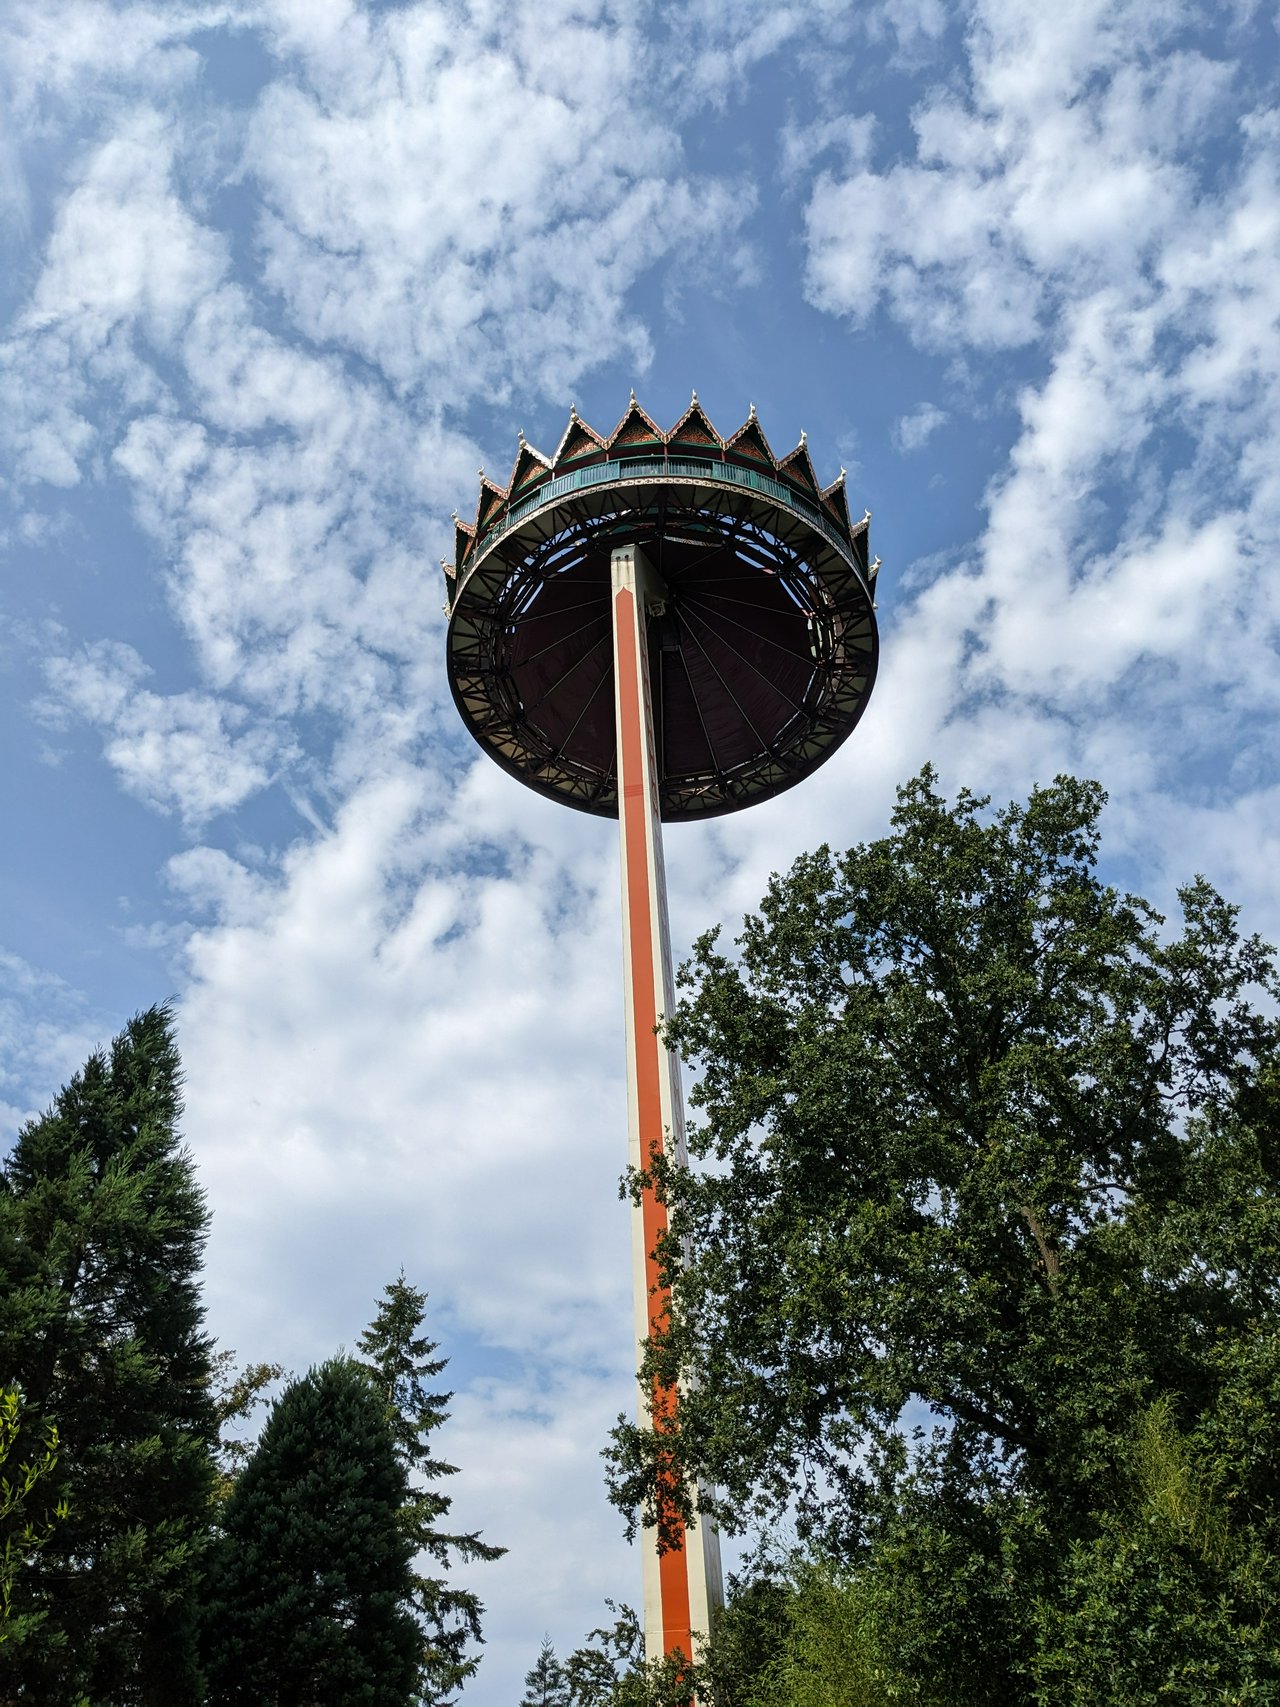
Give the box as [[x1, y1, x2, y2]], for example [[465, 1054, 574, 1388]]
[[611, 542, 723, 1661]]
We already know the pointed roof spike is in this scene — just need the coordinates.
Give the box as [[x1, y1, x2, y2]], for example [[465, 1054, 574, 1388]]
[[691, 387, 698, 403], [630, 386, 636, 405], [749, 401, 757, 417], [778, 434, 821, 494], [863, 508, 872, 523], [667, 392, 722, 449], [726, 409, 777, 466], [552, 408, 606, 465], [474, 468, 510, 533], [607, 393, 665, 451], [507, 433, 553, 493]]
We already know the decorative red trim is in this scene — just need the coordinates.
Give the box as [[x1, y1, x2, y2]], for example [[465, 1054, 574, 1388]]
[[614, 584, 694, 1662]]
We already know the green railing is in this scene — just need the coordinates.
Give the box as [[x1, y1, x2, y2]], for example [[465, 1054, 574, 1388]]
[[471, 455, 858, 571]]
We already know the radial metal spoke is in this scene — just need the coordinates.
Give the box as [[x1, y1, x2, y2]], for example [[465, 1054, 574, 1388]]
[[678, 600, 808, 718]]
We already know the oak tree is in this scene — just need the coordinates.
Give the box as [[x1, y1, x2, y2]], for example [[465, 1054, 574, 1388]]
[[609, 771, 1280, 1699]]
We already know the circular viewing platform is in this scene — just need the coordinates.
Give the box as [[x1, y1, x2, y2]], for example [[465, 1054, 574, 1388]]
[[443, 397, 880, 823]]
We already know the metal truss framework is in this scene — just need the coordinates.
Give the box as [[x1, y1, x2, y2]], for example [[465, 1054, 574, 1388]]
[[447, 460, 879, 822]]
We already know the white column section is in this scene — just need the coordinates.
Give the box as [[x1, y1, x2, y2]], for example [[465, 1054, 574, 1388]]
[[611, 542, 723, 1670]]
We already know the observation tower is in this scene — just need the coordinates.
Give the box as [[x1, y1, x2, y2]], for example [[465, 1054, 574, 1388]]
[[443, 393, 879, 1667]]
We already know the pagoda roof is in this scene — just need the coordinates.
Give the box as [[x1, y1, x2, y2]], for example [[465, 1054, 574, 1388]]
[[777, 432, 821, 494], [666, 391, 722, 449], [442, 395, 871, 598], [551, 408, 606, 464], [606, 391, 666, 452], [506, 433, 553, 494]]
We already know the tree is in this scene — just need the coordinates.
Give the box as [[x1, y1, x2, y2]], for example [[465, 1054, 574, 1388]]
[[0, 1003, 217, 1704], [208, 1348, 285, 1505], [521, 1637, 569, 1707], [0, 1387, 65, 1654], [607, 771, 1280, 1699], [357, 1274, 504, 1704], [561, 1602, 694, 1707], [203, 1357, 420, 1706]]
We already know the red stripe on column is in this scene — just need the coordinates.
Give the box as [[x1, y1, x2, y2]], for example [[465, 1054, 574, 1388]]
[[614, 584, 694, 1662]]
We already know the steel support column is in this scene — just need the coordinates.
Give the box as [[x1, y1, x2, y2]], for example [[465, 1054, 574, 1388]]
[[611, 542, 724, 1668]]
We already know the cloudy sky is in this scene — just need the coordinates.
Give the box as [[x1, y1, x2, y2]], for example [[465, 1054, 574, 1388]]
[[3, 0, 1279, 1695]]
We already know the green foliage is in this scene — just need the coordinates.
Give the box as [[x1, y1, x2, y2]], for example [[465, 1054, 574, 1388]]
[[741, 1560, 919, 1707], [700, 1576, 790, 1707], [0, 1004, 217, 1704], [521, 1636, 570, 1707], [208, 1349, 285, 1504], [0, 1386, 66, 1652], [1030, 1393, 1280, 1703], [560, 1602, 695, 1707], [357, 1273, 504, 1704], [203, 1356, 421, 1706], [605, 771, 1280, 1700]]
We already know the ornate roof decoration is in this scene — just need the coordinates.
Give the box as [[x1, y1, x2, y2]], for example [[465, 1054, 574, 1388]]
[[451, 515, 474, 578], [507, 432, 553, 494], [447, 398, 871, 585], [474, 471, 508, 533], [724, 409, 776, 465], [552, 407, 605, 465], [777, 432, 820, 494], [606, 393, 666, 452], [667, 390, 721, 449]]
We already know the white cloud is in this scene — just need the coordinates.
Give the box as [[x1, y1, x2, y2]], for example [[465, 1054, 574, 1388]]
[[893, 400, 948, 451], [242, 7, 751, 401], [796, 0, 1280, 880], [804, 3, 1235, 348], [42, 640, 290, 824]]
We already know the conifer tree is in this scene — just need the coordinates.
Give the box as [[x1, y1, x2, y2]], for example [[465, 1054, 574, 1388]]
[[520, 1637, 569, 1707], [357, 1274, 505, 1705], [0, 1003, 216, 1704], [204, 1357, 420, 1706]]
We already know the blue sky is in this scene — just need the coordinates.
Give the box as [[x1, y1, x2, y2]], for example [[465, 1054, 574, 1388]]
[[3, 0, 1279, 1697]]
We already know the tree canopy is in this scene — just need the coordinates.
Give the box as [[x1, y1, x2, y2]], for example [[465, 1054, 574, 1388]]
[[204, 1357, 421, 1707], [607, 770, 1280, 1699], [0, 1003, 216, 1704], [357, 1274, 505, 1705]]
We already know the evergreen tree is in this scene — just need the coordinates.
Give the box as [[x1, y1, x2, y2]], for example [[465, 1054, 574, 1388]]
[[0, 1386, 65, 1654], [521, 1637, 569, 1707], [203, 1356, 420, 1707], [0, 1003, 216, 1704], [357, 1274, 504, 1705]]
